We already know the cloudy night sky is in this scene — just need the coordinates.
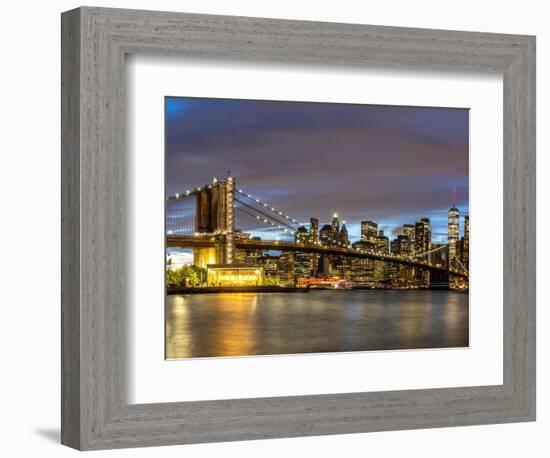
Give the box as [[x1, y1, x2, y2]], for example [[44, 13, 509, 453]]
[[165, 97, 469, 243]]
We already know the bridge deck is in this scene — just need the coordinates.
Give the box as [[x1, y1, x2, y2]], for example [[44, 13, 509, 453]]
[[166, 235, 468, 278]]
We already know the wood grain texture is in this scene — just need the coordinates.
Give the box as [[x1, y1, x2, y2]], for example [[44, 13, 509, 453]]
[[61, 6, 536, 450], [61, 7, 81, 449]]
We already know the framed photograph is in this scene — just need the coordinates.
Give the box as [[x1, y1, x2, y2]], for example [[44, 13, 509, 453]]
[[61, 6, 535, 450]]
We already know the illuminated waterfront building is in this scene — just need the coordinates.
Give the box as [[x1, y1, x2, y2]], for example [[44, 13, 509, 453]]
[[258, 254, 280, 285], [206, 264, 264, 287], [278, 252, 295, 287], [464, 215, 470, 265], [351, 240, 376, 285]]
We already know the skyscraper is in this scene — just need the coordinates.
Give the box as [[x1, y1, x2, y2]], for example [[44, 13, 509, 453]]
[[339, 223, 349, 247], [361, 220, 378, 242], [295, 226, 309, 243], [309, 217, 319, 244], [309, 217, 319, 275], [403, 224, 415, 243], [376, 229, 389, 254], [462, 215, 469, 268], [414, 218, 431, 286], [415, 218, 431, 259], [319, 224, 333, 246], [448, 189, 460, 263], [294, 226, 312, 280], [278, 252, 295, 287], [331, 213, 340, 243], [318, 224, 333, 275]]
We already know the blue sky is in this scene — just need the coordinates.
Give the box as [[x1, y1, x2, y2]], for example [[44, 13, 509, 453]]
[[165, 97, 469, 243]]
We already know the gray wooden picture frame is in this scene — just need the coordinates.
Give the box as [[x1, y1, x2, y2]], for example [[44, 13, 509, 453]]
[[61, 6, 536, 451]]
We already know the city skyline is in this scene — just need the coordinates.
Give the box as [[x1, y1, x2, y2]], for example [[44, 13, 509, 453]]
[[166, 97, 469, 244]]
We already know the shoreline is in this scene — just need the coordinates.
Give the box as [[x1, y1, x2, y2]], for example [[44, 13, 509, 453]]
[[167, 286, 468, 295]]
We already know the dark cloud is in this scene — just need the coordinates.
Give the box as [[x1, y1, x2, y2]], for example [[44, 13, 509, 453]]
[[165, 97, 469, 242]]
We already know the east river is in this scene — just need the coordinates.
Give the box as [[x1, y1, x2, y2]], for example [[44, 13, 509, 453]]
[[165, 290, 469, 359]]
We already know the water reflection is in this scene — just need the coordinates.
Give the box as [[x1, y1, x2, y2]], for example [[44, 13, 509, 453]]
[[165, 290, 469, 359]]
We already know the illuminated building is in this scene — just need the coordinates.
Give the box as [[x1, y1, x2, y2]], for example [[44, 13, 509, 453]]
[[330, 218, 349, 277], [415, 218, 431, 260], [331, 213, 340, 239], [194, 247, 217, 269], [339, 223, 349, 247], [335, 257, 352, 280], [414, 218, 431, 285], [448, 208, 460, 263], [389, 235, 413, 282], [351, 240, 375, 286], [309, 217, 319, 275], [369, 230, 389, 282], [403, 224, 415, 242], [278, 252, 295, 287], [258, 254, 280, 285], [398, 224, 416, 283], [391, 235, 412, 255], [319, 224, 333, 246], [464, 215, 470, 266], [375, 230, 389, 254], [318, 224, 333, 275], [295, 226, 313, 280], [448, 188, 460, 265], [206, 265, 264, 287], [295, 226, 309, 243], [232, 230, 251, 264], [309, 217, 319, 243], [354, 224, 389, 283], [361, 220, 378, 242]]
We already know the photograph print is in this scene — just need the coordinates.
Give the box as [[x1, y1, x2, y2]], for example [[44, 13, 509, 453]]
[[165, 97, 469, 359]]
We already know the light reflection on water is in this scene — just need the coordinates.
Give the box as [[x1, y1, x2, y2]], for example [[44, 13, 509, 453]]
[[165, 290, 468, 359]]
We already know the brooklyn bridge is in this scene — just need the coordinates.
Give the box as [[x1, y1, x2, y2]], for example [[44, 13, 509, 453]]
[[166, 175, 469, 289]]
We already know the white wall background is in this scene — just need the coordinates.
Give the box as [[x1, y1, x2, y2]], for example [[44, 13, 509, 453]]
[[0, 1, 546, 456]]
